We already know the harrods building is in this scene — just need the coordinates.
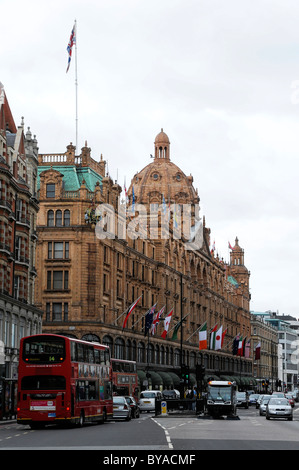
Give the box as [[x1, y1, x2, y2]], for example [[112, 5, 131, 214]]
[[35, 129, 254, 390]]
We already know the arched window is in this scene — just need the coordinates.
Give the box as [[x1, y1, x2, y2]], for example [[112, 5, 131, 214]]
[[137, 342, 145, 363], [126, 339, 132, 360], [81, 333, 100, 343], [47, 210, 54, 227], [56, 210, 62, 226], [174, 348, 180, 366], [102, 335, 113, 355], [132, 340, 137, 361], [64, 210, 70, 226], [115, 337, 125, 359]]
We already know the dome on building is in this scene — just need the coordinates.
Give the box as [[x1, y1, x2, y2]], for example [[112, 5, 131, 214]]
[[154, 128, 170, 145], [127, 130, 199, 206]]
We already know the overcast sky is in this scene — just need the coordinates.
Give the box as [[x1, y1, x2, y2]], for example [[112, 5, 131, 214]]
[[1, 0, 299, 317]]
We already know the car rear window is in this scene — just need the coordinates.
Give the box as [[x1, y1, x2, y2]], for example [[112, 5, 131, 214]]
[[140, 392, 156, 398]]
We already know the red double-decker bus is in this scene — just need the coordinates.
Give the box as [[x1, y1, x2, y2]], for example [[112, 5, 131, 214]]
[[17, 334, 113, 428], [111, 359, 139, 400]]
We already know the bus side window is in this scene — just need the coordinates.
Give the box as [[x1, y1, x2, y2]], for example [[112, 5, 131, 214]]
[[100, 350, 105, 365], [94, 349, 100, 364], [70, 342, 77, 362], [104, 350, 110, 366], [77, 344, 84, 362]]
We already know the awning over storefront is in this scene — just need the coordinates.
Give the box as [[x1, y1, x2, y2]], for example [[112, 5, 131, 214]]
[[156, 371, 174, 389], [137, 370, 152, 389], [168, 372, 181, 389], [149, 371, 163, 388]]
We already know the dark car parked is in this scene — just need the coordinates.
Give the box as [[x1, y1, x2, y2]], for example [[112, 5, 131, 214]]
[[162, 390, 179, 399], [125, 396, 140, 418]]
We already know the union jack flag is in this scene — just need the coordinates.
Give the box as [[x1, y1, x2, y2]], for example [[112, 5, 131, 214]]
[[66, 23, 76, 73]]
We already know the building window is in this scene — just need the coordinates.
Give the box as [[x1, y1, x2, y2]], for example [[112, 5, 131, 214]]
[[46, 183, 55, 198], [14, 276, 20, 299], [47, 270, 69, 290], [53, 242, 64, 259], [46, 303, 51, 321], [45, 302, 68, 322], [53, 271, 63, 289], [15, 236, 21, 260], [65, 241, 69, 259], [55, 210, 62, 226], [16, 199, 23, 221], [53, 303, 62, 321], [48, 241, 69, 259], [64, 210, 70, 226], [47, 210, 54, 227], [64, 303, 68, 321]]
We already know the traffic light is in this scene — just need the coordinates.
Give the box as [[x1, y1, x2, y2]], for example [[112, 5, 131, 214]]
[[181, 364, 190, 386], [196, 364, 205, 381]]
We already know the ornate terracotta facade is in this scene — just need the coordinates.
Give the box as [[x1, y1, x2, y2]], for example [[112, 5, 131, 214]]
[[35, 130, 253, 389]]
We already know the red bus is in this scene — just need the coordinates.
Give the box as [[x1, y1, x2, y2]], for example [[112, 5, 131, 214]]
[[111, 359, 139, 400], [17, 334, 113, 428]]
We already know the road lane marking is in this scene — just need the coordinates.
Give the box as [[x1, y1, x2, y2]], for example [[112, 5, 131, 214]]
[[151, 418, 174, 449]]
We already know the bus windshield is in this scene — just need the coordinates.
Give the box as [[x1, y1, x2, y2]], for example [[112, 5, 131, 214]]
[[207, 386, 232, 401], [22, 336, 65, 364]]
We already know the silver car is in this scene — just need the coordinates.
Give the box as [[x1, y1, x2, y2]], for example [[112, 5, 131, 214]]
[[259, 396, 271, 416], [266, 397, 293, 421], [113, 396, 132, 421]]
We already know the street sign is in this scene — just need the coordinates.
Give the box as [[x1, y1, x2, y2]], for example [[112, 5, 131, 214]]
[[161, 400, 167, 415]]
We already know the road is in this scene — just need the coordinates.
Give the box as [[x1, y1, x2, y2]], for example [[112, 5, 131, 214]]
[[1, 405, 299, 454]]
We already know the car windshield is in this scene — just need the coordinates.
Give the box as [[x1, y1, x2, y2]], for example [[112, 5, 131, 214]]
[[113, 397, 125, 404], [140, 392, 156, 398], [237, 392, 246, 398], [269, 398, 288, 406]]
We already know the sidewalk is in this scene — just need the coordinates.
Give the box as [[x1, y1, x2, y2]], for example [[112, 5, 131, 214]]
[[0, 418, 17, 426]]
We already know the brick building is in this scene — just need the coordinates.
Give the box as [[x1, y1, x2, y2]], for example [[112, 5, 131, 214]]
[[35, 129, 253, 390], [0, 85, 42, 380]]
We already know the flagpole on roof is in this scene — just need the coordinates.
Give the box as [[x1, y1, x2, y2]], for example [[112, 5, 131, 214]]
[[74, 19, 78, 153]]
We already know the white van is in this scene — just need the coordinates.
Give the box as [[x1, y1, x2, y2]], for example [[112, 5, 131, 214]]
[[139, 390, 162, 412]]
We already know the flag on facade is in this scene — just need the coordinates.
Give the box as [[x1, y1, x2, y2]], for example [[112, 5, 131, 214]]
[[66, 23, 76, 73], [214, 325, 223, 350], [232, 334, 240, 355], [198, 322, 208, 350], [221, 327, 227, 348], [237, 336, 243, 356], [245, 338, 251, 358], [255, 341, 261, 360], [170, 321, 181, 341], [228, 241, 234, 250], [210, 324, 218, 349], [150, 305, 165, 335], [144, 303, 157, 336], [161, 309, 173, 339], [122, 295, 142, 329], [241, 337, 247, 356]]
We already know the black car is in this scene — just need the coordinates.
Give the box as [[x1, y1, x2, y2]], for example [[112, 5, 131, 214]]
[[125, 396, 140, 418], [162, 390, 179, 399], [236, 391, 249, 409]]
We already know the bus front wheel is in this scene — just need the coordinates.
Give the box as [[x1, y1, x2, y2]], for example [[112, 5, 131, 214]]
[[78, 411, 85, 427]]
